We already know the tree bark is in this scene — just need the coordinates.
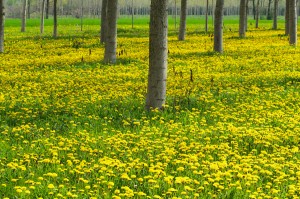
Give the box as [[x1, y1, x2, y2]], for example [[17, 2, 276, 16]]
[[53, 0, 58, 38], [214, 0, 224, 53], [100, 0, 108, 44], [40, 0, 45, 34], [289, 0, 297, 45], [205, 0, 209, 32], [273, 0, 278, 29], [252, 0, 256, 20], [21, 0, 27, 32], [239, 0, 247, 38], [46, 0, 49, 19], [255, 0, 260, 28], [0, 0, 4, 53], [266, 0, 272, 20], [146, 0, 168, 111], [178, 0, 187, 40], [285, 0, 290, 35], [104, 0, 118, 64], [27, 0, 30, 19]]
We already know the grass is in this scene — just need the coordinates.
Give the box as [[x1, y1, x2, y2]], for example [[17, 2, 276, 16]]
[[0, 17, 300, 199]]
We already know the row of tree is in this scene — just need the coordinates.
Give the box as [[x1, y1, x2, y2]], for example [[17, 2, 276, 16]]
[[6, 0, 292, 18], [0, 0, 298, 110]]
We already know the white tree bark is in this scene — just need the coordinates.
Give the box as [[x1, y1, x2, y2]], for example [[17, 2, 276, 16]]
[[100, 0, 108, 44], [214, 0, 224, 53], [0, 0, 4, 53], [104, 0, 118, 64], [178, 0, 187, 40], [146, 0, 168, 111], [239, 0, 247, 38], [40, 0, 45, 34], [21, 0, 27, 32], [289, 0, 297, 45]]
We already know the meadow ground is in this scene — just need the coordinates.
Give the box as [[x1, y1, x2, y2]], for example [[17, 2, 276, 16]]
[[0, 16, 300, 199]]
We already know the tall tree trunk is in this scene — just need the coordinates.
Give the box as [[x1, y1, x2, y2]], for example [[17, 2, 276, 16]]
[[80, 0, 83, 31], [245, 0, 249, 31], [285, 0, 290, 35], [146, 0, 168, 111], [252, 0, 256, 19], [255, 0, 260, 28], [174, 0, 177, 29], [131, 0, 134, 29], [214, 0, 224, 53], [100, 0, 108, 44], [266, 0, 272, 20], [21, 0, 27, 32], [239, 0, 247, 38], [178, 0, 187, 40], [53, 0, 58, 38], [27, 0, 30, 19], [104, 0, 118, 64], [289, 0, 297, 45], [46, 0, 49, 19], [205, 0, 209, 32], [40, 0, 45, 34], [273, 0, 278, 29], [0, 0, 4, 53]]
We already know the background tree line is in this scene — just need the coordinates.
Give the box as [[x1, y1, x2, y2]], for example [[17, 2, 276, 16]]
[[4, 0, 297, 18]]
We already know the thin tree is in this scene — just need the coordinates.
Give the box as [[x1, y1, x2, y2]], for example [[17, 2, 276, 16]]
[[104, 0, 118, 64], [146, 0, 168, 111], [178, 0, 187, 40], [53, 0, 58, 38], [255, 0, 260, 28], [40, 0, 46, 34], [239, 0, 247, 38], [21, 0, 27, 32], [273, 0, 278, 29], [131, 0, 134, 29], [205, 0, 209, 32], [285, 0, 290, 35], [80, 0, 83, 31], [214, 0, 224, 53], [46, 0, 49, 19], [289, 0, 297, 45], [0, 0, 4, 53], [27, 0, 30, 19], [266, 0, 272, 20], [100, 0, 108, 44]]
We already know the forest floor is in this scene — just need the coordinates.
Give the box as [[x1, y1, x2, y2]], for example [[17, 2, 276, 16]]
[[0, 17, 300, 198]]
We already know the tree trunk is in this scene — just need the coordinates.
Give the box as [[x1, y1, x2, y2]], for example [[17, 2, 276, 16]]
[[273, 0, 278, 29], [53, 0, 58, 38], [266, 0, 272, 20], [214, 0, 224, 53], [178, 0, 187, 40], [104, 0, 118, 64], [289, 0, 297, 45], [255, 0, 260, 28], [252, 0, 256, 19], [0, 0, 4, 53], [245, 0, 249, 31], [146, 0, 168, 111], [100, 0, 108, 44], [239, 0, 247, 38], [46, 0, 49, 19], [80, 0, 83, 31], [131, 0, 134, 29], [21, 0, 27, 32], [40, 0, 45, 34], [285, 0, 290, 35], [27, 0, 30, 19], [205, 0, 209, 32]]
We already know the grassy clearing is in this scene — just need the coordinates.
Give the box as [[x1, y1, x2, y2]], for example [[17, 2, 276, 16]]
[[0, 17, 300, 199]]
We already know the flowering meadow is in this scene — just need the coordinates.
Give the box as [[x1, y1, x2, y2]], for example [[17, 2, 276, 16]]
[[0, 18, 300, 199]]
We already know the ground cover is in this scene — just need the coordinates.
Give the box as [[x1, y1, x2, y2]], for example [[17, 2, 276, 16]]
[[0, 17, 300, 198]]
